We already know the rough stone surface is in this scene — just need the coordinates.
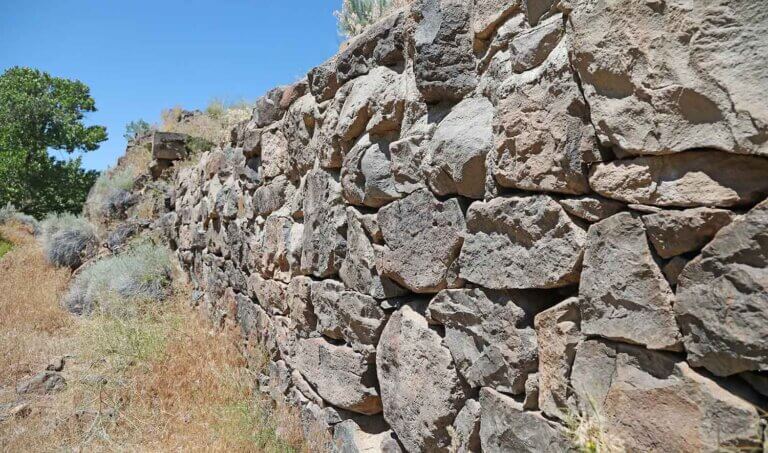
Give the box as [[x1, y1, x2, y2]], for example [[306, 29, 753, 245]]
[[580, 212, 682, 351], [376, 305, 468, 452], [458, 195, 586, 289], [289, 338, 382, 415], [152, 132, 189, 161], [568, 0, 768, 157], [424, 97, 494, 199], [571, 339, 763, 452], [590, 151, 768, 208], [534, 297, 581, 420], [676, 200, 768, 376], [378, 189, 466, 293], [341, 134, 401, 208], [412, 0, 478, 102], [642, 207, 734, 259], [494, 39, 598, 195], [428, 288, 538, 394], [16, 371, 67, 395], [452, 399, 481, 453], [300, 169, 347, 278], [558, 195, 625, 223], [479, 387, 573, 453]]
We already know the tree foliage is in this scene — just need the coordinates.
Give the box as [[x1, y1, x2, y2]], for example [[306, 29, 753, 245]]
[[0, 66, 107, 217]]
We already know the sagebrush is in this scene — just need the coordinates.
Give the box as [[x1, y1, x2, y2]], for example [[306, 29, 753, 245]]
[[335, 0, 410, 37], [40, 213, 97, 269]]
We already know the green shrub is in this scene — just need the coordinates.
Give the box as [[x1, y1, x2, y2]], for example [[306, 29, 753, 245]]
[[124, 119, 155, 141], [40, 213, 97, 269], [64, 242, 173, 316], [335, 0, 406, 37], [84, 167, 137, 221], [0, 236, 12, 259]]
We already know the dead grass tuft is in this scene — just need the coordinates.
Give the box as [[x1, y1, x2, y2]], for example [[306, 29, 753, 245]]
[[0, 226, 324, 452]]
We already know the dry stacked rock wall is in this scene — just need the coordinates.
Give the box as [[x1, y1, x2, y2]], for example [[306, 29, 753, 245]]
[[162, 0, 768, 451]]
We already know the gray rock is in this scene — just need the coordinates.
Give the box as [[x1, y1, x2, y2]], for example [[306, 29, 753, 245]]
[[642, 207, 734, 259], [479, 387, 573, 453], [662, 256, 689, 288], [523, 373, 539, 411], [17, 371, 66, 394], [458, 195, 586, 289], [252, 176, 296, 217], [289, 337, 382, 415], [424, 97, 494, 199], [568, 0, 768, 157], [378, 189, 466, 293], [580, 212, 682, 351], [260, 126, 290, 179], [558, 195, 625, 223], [376, 305, 468, 452], [337, 66, 405, 143], [523, 0, 559, 26], [571, 339, 762, 452], [428, 288, 538, 394], [494, 39, 599, 195], [300, 169, 348, 278], [253, 86, 286, 127], [341, 134, 401, 208], [255, 214, 299, 282], [452, 399, 481, 453], [389, 122, 433, 195], [508, 13, 563, 73], [151, 131, 189, 161], [676, 200, 768, 376], [333, 418, 394, 453], [311, 279, 388, 355], [340, 207, 407, 299], [248, 274, 288, 314], [281, 93, 318, 179], [286, 276, 317, 335], [412, 0, 478, 102], [534, 297, 581, 420], [589, 151, 768, 209]]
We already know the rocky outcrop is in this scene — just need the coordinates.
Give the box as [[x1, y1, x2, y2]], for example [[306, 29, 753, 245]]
[[100, 0, 768, 451]]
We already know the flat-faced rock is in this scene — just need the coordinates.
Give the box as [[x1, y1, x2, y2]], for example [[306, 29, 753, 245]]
[[534, 297, 581, 420], [252, 176, 296, 217], [286, 276, 317, 335], [508, 13, 563, 73], [676, 200, 768, 376], [479, 387, 573, 453], [428, 288, 538, 394], [571, 339, 762, 452], [568, 0, 768, 157], [337, 66, 405, 142], [424, 97, 494, 199], [642, 207, 734, 258], [289, 337, 382, 415], [558, 195, 625, 223], [458, 195, 586, 289], [580, 212, 681, 350], [255, 214, 298, 282], [589, 151, 768, 208], [452, 399, 481, 453], [376, 305, 468, 452], [412, 0, 478, 102], [378, 189, 466, 293], [300, 169, 348, 278], [341, 134, 401, 208], [260, 126, 290, 179], [311, 280, 388, 355], [281, 93, 319, 178], [494, 40, 599, 195], [339, 207, 407, 299]]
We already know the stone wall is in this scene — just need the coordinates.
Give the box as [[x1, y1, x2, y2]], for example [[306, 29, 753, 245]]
[[154, 0, 768, 451]]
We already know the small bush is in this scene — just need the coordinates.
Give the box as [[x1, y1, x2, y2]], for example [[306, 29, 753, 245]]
[[161, 99, 253, 148], [40, 213, 97, 269], [566, 402, 626, 453], [335, 0, 409, 37], [64, 242, 172, 316], [124, 119, 156, 141], [84, 167, 137, 221], [0, 203, 40, 234]]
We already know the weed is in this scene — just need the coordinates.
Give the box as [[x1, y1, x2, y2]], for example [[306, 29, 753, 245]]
[[40, 213, 97, 269]]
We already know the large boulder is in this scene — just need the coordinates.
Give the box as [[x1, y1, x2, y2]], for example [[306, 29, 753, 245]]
[[341, 134, 401, 208], [378, 189, 466, 293], [571, 339, 763, 452], [428, 288, 538, 394], [337, 66, 406, 143], [412, 0, 478, 102], [534, 297, 581, 420], [151, 131, 189, 161], [493, 32, 599, 195], [580, 212, 681, 351], [479, 387, 573, 453], [589, 151, 768, 208], [568, 0, 768, 157], [376, 305, 468, 452], [458, 195, 586, 289], [300, 169, 348, 278], [288, 337, 382, 415], [642, 207, 734, 259], [675, 200, 768, 376], [424, 97, 494, 199]]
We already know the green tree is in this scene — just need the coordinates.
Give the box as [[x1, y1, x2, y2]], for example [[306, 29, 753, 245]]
[[0, 66, 107, 218]]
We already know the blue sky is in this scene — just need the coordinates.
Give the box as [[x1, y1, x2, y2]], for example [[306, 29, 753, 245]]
[[0, 0, 343, 170]]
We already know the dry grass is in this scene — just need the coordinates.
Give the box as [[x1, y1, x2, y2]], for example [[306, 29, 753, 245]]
[[0, 225, 324, 452], [161, 100, 252, 147], [566, 400, 626, 453]]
